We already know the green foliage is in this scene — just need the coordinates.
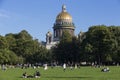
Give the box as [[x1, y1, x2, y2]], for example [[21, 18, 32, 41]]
[[0, 30, 49, 64], [30, 46, 50, 63], [82, 25, 116, 64], [0, 49, 18, 64], [17, 30, 33, 40], [5, 33, 16, 51], [0, 36, 8, 49], [108, 26, 120, 62], [53, 31, 81, 63], [60, 30, 72, 43], [0, 25, 120, 64]]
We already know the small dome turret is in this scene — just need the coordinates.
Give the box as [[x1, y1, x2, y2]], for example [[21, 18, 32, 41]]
[[46, 31, 52, 37]]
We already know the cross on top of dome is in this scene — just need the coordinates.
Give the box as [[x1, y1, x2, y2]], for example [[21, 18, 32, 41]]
[[62, 4, 67, 12]]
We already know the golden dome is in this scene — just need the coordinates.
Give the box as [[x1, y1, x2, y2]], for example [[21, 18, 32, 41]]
[[56, 12, 72, 20], [56, 5, 72, 21]]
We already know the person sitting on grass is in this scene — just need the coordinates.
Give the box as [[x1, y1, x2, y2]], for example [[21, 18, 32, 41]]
[[22, 72, 27, 78], [106, 67, 110, 72], [34, 71, 41, 78], [22, 72, 34, 78], [101, 67, 110, 72]]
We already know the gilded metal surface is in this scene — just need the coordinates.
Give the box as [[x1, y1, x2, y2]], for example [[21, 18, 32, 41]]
[[56, 12, 72, 20]]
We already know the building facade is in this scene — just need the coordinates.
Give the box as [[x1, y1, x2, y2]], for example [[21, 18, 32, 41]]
[[45, 5, 84, 49]]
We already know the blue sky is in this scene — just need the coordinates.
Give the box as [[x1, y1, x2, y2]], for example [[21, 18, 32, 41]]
[[0, 0, 120, 41]]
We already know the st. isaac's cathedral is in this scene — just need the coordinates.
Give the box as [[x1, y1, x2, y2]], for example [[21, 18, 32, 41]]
[[45, 5, 85, 49]]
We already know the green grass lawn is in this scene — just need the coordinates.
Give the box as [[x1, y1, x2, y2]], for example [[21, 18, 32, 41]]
[[0, 66, 120, 80]]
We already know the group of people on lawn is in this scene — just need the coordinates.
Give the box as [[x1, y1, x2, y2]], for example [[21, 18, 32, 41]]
[[22, 64, 48, 78], [22, 63, 110, 78], [101, 67, 110, 72], [22, 70, 40, 78]]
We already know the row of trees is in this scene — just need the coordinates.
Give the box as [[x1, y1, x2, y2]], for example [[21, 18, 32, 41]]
[[82, 26, 119, 65], [0, 30, 51, 64], [52, 25, 120, 65], [0, 25, 120, 65]]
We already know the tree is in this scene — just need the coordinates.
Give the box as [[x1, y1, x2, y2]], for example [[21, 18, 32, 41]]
[[0, 35, 8, 49], [53, 30, 81, 64], [5, 33, 16, 51], [108, 26, 120, 62], [8, 30, 34, 62], [4, 30, 48, 63], [17, 30, 32, 40], [83, 25, 114, 65], [30, 46, 50, 63], [60, 30, 72, 43], [0, 49, 18, 64]]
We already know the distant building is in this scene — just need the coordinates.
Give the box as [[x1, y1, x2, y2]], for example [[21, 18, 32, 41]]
[[45, 5, 85, 49]]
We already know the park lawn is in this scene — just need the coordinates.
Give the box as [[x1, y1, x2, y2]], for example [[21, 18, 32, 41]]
[[0, 66, 120, 80]]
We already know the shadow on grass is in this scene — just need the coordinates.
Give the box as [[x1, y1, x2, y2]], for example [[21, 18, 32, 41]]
[[45, 76, 92, 79]]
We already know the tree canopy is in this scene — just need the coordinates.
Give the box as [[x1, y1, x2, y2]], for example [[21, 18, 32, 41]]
[[0, 25, 120, 65]]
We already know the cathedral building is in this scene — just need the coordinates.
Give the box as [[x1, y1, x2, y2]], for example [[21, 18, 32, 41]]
[[45, 5, 84, 49]]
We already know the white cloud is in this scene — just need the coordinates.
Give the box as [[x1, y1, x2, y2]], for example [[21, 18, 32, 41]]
[[0, 9, 10, 18], [0, 13, 9, 18]]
